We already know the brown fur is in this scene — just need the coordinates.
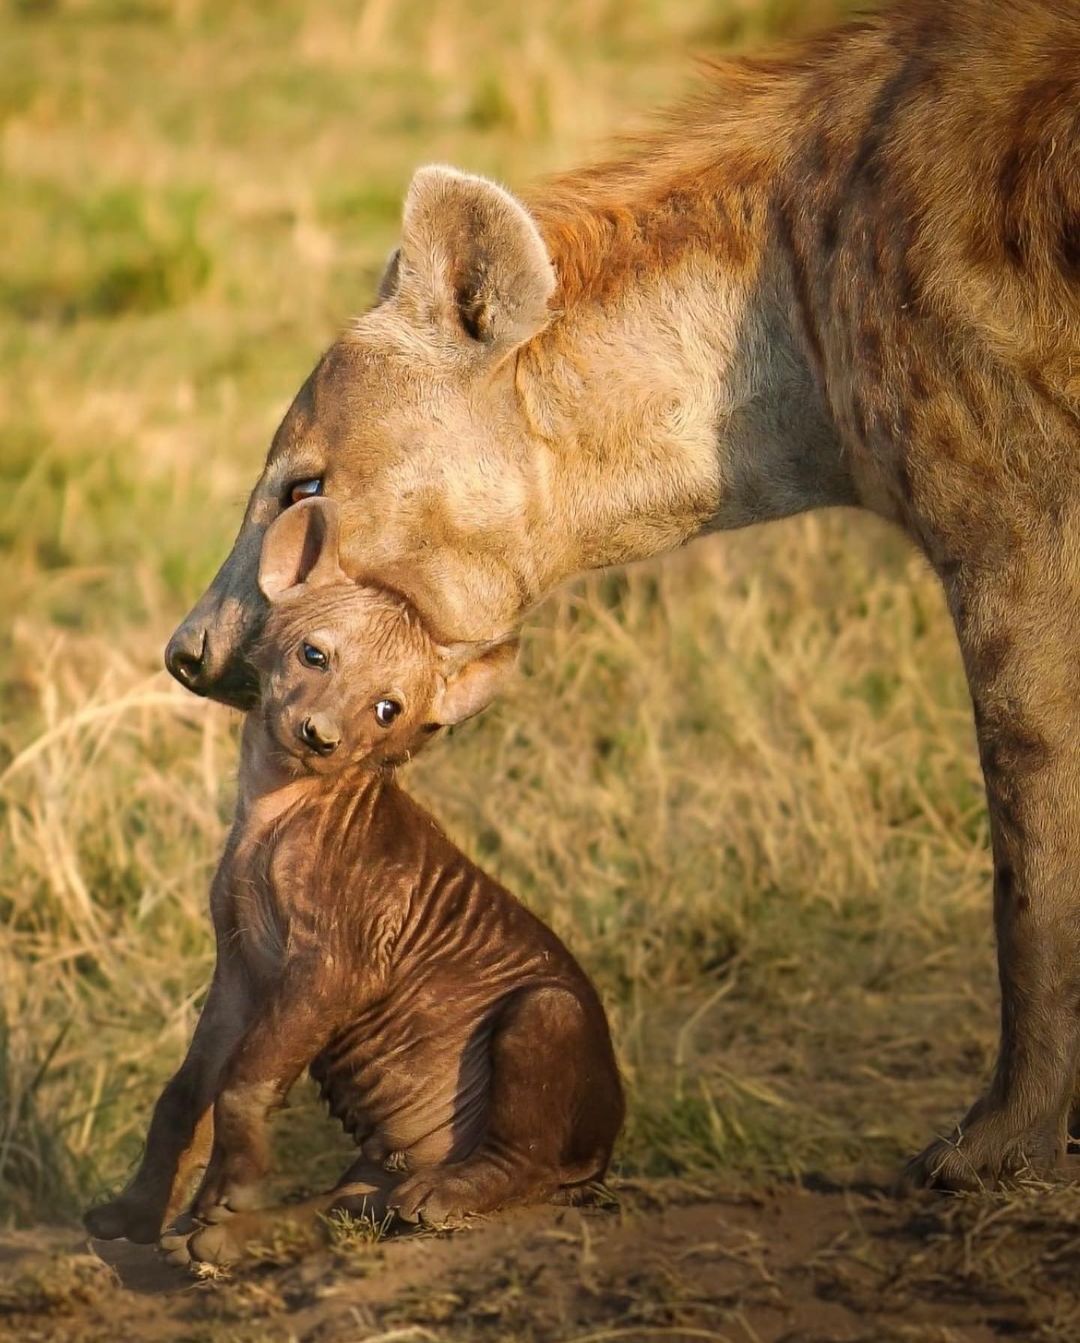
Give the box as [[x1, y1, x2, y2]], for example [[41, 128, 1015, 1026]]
[[164, 0, 1080, 1189], [86, 502, 623, 1263]]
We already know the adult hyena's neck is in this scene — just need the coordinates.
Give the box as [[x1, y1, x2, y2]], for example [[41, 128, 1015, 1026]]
[[514, 47, 858, 587]]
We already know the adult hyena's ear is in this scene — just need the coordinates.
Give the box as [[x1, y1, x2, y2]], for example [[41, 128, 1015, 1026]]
[[258, 497, 347, 602], [375, 247, 401, 304], [394, 165, 555, 358], [432, 639, 519, 727]]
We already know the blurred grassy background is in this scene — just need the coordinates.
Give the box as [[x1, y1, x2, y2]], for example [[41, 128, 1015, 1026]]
[[0, 0, 996, 1228]]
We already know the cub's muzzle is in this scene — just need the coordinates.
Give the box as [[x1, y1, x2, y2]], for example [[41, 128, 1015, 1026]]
[[299, 715, 341, 756]]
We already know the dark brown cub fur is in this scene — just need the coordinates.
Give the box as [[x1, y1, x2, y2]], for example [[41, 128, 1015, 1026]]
[[86, 500, 623, 1264]]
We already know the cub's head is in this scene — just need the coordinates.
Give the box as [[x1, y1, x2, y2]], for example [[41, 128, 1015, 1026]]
[[254, 497, 516, 774]]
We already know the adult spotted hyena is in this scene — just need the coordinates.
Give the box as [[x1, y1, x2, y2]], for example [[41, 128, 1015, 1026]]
[[166, 0, 1080, 1191]]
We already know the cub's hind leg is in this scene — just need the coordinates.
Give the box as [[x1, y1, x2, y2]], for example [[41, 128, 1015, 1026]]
[[392, 985, 623, 1226]]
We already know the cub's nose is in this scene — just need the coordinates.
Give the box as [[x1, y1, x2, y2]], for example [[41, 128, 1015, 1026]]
[[299, 715, 340, 756]]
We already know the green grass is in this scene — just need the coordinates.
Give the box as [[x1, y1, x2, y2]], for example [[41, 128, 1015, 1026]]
[[0, 0, 998, 1247]]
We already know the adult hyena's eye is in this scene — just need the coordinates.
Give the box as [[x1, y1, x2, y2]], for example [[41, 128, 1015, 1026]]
[[300, 642, 328, 669], [285, 478, 322, 506], [374, 698, 402, 728]]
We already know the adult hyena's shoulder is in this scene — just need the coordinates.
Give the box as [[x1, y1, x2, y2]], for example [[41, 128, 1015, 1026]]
[[777, 0, 1080, 549]]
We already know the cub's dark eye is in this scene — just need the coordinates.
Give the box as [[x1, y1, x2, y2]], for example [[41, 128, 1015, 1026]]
[[374, 698, 402, 728], [285, 477, 322, 507], [300, 642, 328, 670]]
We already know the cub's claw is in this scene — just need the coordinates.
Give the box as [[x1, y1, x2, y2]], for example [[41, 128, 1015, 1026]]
[[158, 1210, 205, 1267], [192, 1179, 260, 1219], [390, 1173, 472, 1227], [186, 1218, 247, 1266], [158, 1216, 242, 1268], [159, 1231, 194, 1268], [164, 1202, 245, 1265]]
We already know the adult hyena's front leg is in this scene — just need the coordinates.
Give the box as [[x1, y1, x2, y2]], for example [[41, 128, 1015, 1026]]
[[906, 558, 1080, 1190]]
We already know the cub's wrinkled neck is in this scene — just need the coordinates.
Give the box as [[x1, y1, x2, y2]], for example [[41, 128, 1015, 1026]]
[[235, 712, 318, 823], [236, 709, 383, 831]]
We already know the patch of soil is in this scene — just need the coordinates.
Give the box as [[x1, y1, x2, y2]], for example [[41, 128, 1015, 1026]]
[[3, 1176, 1079, 1342]]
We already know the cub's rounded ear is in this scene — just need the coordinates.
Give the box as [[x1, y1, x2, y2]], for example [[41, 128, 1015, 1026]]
[[258, 496, 346, 602], [432, 639, 519, 727], [394, 165, 555, 359]]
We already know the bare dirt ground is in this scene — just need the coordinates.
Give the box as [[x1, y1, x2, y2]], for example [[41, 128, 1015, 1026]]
[[4, 1174, 1080, 1343]]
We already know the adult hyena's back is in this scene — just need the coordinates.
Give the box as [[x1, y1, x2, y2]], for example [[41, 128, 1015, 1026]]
[[777, 0, 1080, 556]]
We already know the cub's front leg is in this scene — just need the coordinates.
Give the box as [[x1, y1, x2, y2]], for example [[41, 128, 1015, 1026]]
[[186, 971, 332, 1227], [84, 956, 249, 1244]]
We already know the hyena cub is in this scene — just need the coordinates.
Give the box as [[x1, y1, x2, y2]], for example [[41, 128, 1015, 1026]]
[[85, 497, 623, 1266]]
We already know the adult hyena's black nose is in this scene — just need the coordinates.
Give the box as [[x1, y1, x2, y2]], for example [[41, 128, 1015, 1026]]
[[165, 623, 208, 691], [164, 605, 261, 709], [299, 715, 340, 756]]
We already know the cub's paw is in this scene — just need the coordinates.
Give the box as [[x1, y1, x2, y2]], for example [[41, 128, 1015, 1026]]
[[390, 1173, 475, 1227], [192, 1178, 261, 1220], [84, 1194, 163, 1245], [902, 1111, 1064, 1192], [160, 1208, 252, 1268], [185, 1216, 252, 1267]]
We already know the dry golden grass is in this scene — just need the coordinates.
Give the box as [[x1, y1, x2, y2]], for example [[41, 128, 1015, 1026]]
[[0, 0, 1000, 1267]]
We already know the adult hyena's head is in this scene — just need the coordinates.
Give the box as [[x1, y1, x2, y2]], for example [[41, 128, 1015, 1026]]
[[166, 166, 555, 707]]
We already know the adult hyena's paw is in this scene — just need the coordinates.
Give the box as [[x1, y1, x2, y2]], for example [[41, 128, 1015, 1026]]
[[902, 1108, 1065, 1192], [389, 1172, 477, 1227], [84, 1193, 165, 1244]]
